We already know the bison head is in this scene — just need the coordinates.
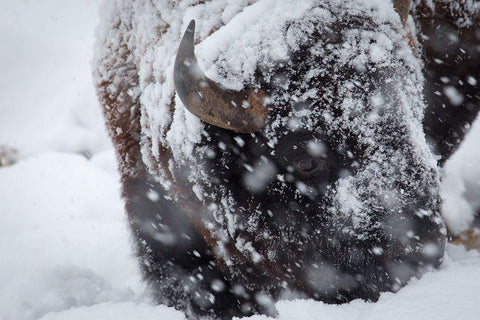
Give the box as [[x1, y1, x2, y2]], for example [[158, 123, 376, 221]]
[[171, 4, 444, 306]]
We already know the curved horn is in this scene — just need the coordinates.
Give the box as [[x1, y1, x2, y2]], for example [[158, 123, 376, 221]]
[[174, 20, 268, 133], [393, 0, 411, 27]]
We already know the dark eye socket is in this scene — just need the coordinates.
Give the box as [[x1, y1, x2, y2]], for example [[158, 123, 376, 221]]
[[296, 158, 318, 173]]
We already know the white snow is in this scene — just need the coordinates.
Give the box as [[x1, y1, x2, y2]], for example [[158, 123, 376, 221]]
[[0, 0, 110, 158], [39, 302, 187, 320], [442, 120, 480, 233], [443, 86, 464, 106], [0, 152, 143, 320], [1, 0, 480, 319]]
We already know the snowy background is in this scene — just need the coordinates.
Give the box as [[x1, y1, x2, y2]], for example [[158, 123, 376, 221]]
[[1, 1, 479, 319]]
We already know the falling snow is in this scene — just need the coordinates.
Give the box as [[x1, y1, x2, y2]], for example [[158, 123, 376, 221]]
[[1, 0, 479, 319]]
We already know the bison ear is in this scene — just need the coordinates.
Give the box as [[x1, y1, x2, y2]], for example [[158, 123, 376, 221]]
[[393, 0, 411, 27], [415, 3, 480, 166]]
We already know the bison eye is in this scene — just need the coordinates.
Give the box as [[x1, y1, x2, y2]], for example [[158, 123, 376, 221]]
[[296, 158, 318, 173]]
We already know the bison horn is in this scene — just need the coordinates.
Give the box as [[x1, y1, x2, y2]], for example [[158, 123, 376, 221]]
[[174, 20, 268, 133], [393, 0, 411, 27]]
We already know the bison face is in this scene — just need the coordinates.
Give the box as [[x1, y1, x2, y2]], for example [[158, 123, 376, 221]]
[[197, 111, 445, 303], [174, 12, 445, 302], [201, 128, 444, 302]]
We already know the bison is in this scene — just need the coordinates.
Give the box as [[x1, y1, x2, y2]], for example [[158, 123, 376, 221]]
[[94, 0, 479, 318]]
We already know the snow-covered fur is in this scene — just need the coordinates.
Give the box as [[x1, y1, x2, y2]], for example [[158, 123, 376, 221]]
[[94, 0, 479, 319]]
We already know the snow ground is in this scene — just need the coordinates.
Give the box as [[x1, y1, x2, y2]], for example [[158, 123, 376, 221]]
[[0, 1, 479, 319]]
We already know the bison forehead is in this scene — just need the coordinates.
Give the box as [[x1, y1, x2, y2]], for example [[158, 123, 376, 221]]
[[198, 1, 407, 90]]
